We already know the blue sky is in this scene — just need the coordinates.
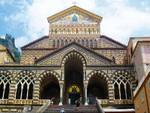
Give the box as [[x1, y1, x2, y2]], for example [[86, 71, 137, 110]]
[[0, 0, 150, 47]]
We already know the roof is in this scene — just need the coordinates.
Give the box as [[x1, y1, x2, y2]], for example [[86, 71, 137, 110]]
[[21, 36, 49, 49], [47, 5, 102, 23], [132, 40, 150, 57], [100, 35, 127, 48]]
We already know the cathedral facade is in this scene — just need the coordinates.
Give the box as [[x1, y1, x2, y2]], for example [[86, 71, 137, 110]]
[[0, 6, 137, 112]]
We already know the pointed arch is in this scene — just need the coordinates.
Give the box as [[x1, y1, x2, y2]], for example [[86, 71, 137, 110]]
[[40, 70, 60, 104], [86, 70, 109, 82], [61, 51, 86, 67], [40, 70, 61, 81], [61, 51, 87, 104], [87, 70, 109, 101], [0, 70, 11, 99], [16, 70, 35, 99], [113, 70, 134, 99]]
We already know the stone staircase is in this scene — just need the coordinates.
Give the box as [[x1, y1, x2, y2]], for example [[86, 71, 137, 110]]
[[43, 105, 99, 113]]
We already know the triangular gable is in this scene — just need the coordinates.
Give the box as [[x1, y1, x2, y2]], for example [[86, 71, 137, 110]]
[[47, 5, 102, 23], [35, 42, 114, 66], [100, 35, 127, 48], [21, 36, 49, 49]]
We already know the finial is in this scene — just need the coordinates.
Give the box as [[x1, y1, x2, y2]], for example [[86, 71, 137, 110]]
[[72, 1, 77, 6]]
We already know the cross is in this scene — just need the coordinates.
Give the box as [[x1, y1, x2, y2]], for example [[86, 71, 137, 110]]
[[72, 1, 77, 5]]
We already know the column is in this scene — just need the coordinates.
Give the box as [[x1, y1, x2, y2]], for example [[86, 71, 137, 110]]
[[84, 81, 88, 105], [59, 81, 64, 106]]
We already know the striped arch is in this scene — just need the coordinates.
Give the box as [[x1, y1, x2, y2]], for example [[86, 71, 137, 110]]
[[0, 70, 11, 99], [86, 70, 109, 99], [61, 50, 87, 81], [61, 50, 86, 67], [40, 70, 61, 81], [16, 70, 35, 99], [86, 70, 109, 82], [40, 70, 60, 101]]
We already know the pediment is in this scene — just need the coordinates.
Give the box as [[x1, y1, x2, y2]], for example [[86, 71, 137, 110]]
[[35, 42, 114, 66], [47, 6, 102, 25]]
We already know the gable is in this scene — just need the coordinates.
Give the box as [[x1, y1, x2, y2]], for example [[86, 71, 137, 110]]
[[35, 42, 113, 66], [48, 6, 102, 24], [51, 11, 98, 25], [21, 36, 49, 49]]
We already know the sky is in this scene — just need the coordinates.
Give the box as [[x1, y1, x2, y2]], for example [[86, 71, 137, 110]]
[[0, 0, 150, 47]]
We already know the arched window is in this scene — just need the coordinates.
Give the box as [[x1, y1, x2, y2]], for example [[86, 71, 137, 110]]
[[61, 40, 64, 46], [86, 40, 89, 47], [57, 40, 60, 48], [53, 40, 55, 48], [90, 40, 93, 48], [72, 15, 78, 23], [113, 71, 133, 99], [16, 71, 34, 99], [0, 72, 11, 99], [94, 39, 97, 48], [88, 28, 91, 34], [114, 83, 119, 99], [126, 82, 132, 99], [120, 83, 126, 99]]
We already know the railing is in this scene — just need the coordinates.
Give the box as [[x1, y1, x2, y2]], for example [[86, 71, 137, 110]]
[[0, 99, 8, 104], [96, 99, 133, 105], [37, 100, 50, 113], [0, 99, 49, 105], [95, 99, 109, 105], [96, 98, 105, 113], [113, 99, 133, 104], [0, 99, 133, 105]]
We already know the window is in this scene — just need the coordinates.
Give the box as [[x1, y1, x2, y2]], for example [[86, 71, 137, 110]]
[[16, 71, 34, 99], [72, 15, 78, 23], [0, 72, 11, 99]]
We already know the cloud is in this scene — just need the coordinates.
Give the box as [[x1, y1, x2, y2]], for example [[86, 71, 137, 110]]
[[24, 0, 96, 40], [15, 36, 30, 47], [1, 0, 150, 47], [96, 0, 150, 44]]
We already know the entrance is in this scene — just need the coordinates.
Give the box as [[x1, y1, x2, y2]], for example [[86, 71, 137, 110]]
[[40, 74, 60, 104], [87, 74, 108, 104], [64, 52, 84, 104], [68, 85, 80, 104]]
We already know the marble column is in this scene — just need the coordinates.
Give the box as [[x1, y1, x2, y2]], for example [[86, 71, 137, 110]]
[[59, 82, 64, 106], [84, 81, 88, 105]]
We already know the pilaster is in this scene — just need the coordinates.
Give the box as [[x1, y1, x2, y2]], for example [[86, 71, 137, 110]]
[[9, 71, 17, 100], [108, 80, 114, 103]]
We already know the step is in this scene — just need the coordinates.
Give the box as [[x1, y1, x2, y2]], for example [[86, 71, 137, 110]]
[[43, 105, 99, 113]]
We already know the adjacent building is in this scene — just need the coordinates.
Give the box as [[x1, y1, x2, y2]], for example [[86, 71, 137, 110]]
[[128, 37, 150, 113]]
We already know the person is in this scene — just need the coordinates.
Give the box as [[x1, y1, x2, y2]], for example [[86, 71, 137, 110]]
[[60, 108, 64, 113], [75, 98, 80, 107], [50, 97, 55, 105]]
